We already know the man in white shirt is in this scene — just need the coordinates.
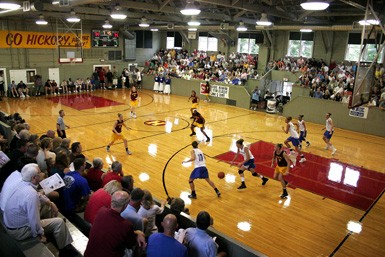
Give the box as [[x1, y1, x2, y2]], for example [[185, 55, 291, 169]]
[[3, 164, 74, 253]]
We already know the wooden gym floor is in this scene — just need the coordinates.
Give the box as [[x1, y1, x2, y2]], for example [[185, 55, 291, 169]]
[[1, 88, 385, 257]]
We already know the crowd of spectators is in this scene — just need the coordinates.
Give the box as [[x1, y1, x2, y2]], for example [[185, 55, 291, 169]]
[[0, 115, 226, 257], [144, 49, 259, 85]]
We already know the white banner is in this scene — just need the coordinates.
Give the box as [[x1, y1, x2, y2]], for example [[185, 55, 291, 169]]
[[349, 106, 369, 119], [210, 84, 229, 99]]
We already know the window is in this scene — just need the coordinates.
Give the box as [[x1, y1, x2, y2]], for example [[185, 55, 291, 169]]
[[237, 33, 262, 54], [198, 32, 218, 51], [166, 32, 182, 49], [135, 31, 153, 49], [345, 33, 384, 63], [287, 32, 314, 58]]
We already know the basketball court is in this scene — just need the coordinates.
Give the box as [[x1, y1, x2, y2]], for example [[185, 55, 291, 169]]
[[1, 88, 385, 256]]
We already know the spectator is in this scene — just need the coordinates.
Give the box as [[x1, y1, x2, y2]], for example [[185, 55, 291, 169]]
[[70, 142, 86, 163], [147, 214, 188, 257], [121, 187, 146, 231], [84, 180, 122, 224], [184, 211, 224, 257], [138, 190, 166, 236], [60, 158, 91, 214], [102, 160, 123, 186], [54, 138, 71, 156], [3, 164, 75, 256], [86, 157, 106, 191], [84, 191, 146, 257], [313, 87, 323, 99], [121, 175, 135, 194]]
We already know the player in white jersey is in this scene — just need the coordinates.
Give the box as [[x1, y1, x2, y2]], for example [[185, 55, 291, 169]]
[[282, 116, 306, 164], [298, 115, 311, 148], [182, 141, 220, 199], [231, 139, 269, 190], [322, 113, 337, 155]]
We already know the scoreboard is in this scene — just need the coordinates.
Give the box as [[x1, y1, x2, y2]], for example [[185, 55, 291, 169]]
[[91, 29, 119, 47]]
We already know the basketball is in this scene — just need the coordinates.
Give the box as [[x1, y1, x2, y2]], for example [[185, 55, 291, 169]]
[[217, 172, 225, 179]]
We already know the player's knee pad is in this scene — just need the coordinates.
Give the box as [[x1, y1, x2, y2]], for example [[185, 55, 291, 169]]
[[238, 170, 244, 175]]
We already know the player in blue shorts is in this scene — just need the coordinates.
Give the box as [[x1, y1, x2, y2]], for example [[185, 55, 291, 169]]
[[297, 115, 311, 148], [322, 112, 337, 155], [282, 116, 306, 164], [182, 141, 220, 199], [231, 139, 269, 190]]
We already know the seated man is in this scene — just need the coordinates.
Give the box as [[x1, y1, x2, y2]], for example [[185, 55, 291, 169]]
[[86, 157, 105, 191], [121, 187, 146, 231], [184, 211, 226, 257], [16, 80, 29, 98], [60, 158, 91, 214], [102, 161, 123, 186], [3, 164, 75, 255], [84, 191, 146, 257], [147, 214, 188, 257]]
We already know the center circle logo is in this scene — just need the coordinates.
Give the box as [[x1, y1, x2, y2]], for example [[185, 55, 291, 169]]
[[144, 120, 166, 126]]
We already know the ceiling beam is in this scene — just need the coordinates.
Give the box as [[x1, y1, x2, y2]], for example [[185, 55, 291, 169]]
[[339, 0, 366, 11], [195, 0, 296, 20], [159, 0, 172, 11], [233, 10, 246, 19]]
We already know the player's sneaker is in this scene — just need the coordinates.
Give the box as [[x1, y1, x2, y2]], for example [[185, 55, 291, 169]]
[[190, 132, 196, 136], [237, 183, 247, 190], [206, 137, 210, 142], [332, 148, 337, 155], [306, 141, 311, 147], [262, 177, 269, 185], [324, 145, 329, 150], [280, 189, 288, 199], [216, 190, 221, 197], [188, 194, 197, 199], [298, 144, 302, 150], [299, 158, 306, 163], [126, 150, 133, 155], [106, 146, 110, 152]]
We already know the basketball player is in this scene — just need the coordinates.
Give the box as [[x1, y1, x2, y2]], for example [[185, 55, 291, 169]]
[[271, 143, 291, 199], [298, 115, 311, 148], [322, 112, 337, 155], [182, 141, 221, 199], [231, 139, 269, 189], [188, 90, 199, 119], [202, 81, 211, 102], [190, 110, 210, 142], [129, 85, 139, 119], [57, 109, 70, 138], [282, 116, 306, 164], [106, 113, 132, 155]]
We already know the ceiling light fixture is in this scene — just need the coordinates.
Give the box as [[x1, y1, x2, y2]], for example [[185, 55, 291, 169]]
[[300, 1, 329, 11], [256, 13, 272, 26], [67, 10, 80, 23], [0, 2, 21, 10], [188, 17, 200, 26], [139, 18, 150, 27], [236, 21, 247, 32], [102, 19, 112, 29], [358, 12, 380, 26], [180, 0, 201, 16], [110, 4, 127, 20], [150, 28, 159, 32], [36, 14, 48, 25], [188, 27, 197, 31], [300, 28, 312, 32], [52, 0, 59, 4]]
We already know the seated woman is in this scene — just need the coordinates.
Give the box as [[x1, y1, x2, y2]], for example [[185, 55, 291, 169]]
[[86, 157, 106, 191]]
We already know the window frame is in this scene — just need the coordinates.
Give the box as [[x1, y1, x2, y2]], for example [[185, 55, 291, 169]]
[[287, 32, 314, 58]]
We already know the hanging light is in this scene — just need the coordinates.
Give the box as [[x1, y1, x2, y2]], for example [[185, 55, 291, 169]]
[[236, 21, 247, 32], [139, 18, 150, 27], [102, 19, 112, 29], [358, 13, 380, 26], [180, 0, 200, 16], [51, 0, 59, 4], [150, 28, 159, 32], [300, 1, 329, 11], [110, 4, 127, 20], [256, 13, 272, 26], [188, 17, 200, 26], [300, 28, 312, 32], [0, 2, 21, 10], [36, 14, 48, 25], [188, 27, 197, 31], [67, 10, 80, 23]]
